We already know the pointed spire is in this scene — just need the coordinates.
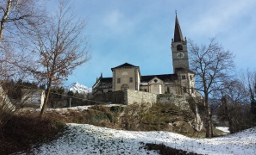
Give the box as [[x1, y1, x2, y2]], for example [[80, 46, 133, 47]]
[[173, 11, 184, 42]]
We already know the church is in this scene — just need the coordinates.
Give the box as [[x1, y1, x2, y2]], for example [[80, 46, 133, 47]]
[[92, 14, 196, 96]]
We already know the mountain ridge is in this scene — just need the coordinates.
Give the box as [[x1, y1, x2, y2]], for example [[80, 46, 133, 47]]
[[66, 82, 92, 94]]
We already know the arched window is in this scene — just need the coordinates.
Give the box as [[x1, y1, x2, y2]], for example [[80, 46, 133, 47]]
[[183, 87, 187, 93], [177, 44, 183, 51], [167, 87, 170, 93]]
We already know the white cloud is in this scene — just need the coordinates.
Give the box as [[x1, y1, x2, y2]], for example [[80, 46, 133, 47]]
[[189, 0, 256, 36], [103, 10, 122, 28], [102, 10, 135, 35]]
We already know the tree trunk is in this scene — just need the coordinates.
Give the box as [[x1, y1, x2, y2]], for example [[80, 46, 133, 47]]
[[0, 0, 12, 44], [205, 104, 213, 137], [39, 79, 52, 119], [205, 94, 213, 138], [222, 96, 233, 133]]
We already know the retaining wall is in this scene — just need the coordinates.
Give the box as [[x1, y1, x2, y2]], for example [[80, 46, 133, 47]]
[[124, 89, 157, 105]]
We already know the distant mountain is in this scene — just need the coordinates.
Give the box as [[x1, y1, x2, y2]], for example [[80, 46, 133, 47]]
[[67, 82, 92, 94]]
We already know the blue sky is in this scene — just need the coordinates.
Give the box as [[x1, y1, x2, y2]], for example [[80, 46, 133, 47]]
[[47, 0, 256, 87]]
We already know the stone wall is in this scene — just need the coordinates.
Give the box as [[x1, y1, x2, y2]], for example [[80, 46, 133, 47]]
[[157, 94, 190, 111], [124, 89, 157, 105], [91, 91, 124, 104], [92, 90, 192, 110]]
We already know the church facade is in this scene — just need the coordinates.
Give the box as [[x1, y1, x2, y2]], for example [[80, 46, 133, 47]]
[[92, 15, 195, 96]]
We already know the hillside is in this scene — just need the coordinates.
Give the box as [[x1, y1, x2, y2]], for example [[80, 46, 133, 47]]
[[25, 103, 204, 137], [17, 123, 256, 155], [10, 104, 255, 155]]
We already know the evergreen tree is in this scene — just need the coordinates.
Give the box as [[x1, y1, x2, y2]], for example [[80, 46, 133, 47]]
[[250, 83, 256, 117]]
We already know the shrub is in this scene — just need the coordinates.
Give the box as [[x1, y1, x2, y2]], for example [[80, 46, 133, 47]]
[[0, 114, 65, 154], [145, 143, 202, 155]]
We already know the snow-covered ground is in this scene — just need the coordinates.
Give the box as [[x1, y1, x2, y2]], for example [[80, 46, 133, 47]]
[[216, 127, 230, 133], [19, 123, 256, 155]]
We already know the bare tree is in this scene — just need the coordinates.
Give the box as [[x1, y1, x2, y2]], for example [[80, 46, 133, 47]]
[[0, 0, 45, 82], [0, 0, 44, 44], [189, 38, 235, 137], [30, 1, 90, 118], [240, 70, 256, 120], [217, 79, 251, 133], [0, 0, 45, 128], [247, 70, 256, 114]]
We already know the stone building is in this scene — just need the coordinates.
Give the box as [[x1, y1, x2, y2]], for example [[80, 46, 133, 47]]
[[92, 14, 195, 96]]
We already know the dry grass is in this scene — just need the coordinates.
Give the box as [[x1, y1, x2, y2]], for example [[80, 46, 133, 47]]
[[0, 113, 65, 155]]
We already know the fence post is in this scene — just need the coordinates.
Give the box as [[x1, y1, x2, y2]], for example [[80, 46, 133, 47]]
[[69, 98, 72, 107]]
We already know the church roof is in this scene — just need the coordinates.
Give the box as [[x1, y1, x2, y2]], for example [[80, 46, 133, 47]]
[[173, 14, 184, 42], [111, 62, 139, 71], [141, 74, 178, 83], [94, 74, 178, 85], [99, 77, 112, 83]]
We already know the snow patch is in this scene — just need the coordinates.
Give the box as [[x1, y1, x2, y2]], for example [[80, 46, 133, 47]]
[[216, 126, 230, 133]]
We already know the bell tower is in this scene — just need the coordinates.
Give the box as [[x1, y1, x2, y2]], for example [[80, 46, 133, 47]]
[[171, 12, 189, 73]]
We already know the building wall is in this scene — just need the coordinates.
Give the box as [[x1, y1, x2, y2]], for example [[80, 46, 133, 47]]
[[177, 72, 195, 96], [164, 82, 178, 94], [140, 85, 148, 92], [140, 80, 178, 95], [188, 73, 195, 95], [148, 77, 163, 94], [112, 68, 140, 91]]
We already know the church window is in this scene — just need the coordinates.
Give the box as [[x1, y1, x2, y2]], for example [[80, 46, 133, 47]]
[[183, 87, 187, 93], [182, 75, 186, 80], [190, 75, 193, 80], [154, 79, 158, 83], [117, 78, 121, 84], [177, 44, 183, 51], [129, 77, 133, 83], [167, 87, 170, 93]]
